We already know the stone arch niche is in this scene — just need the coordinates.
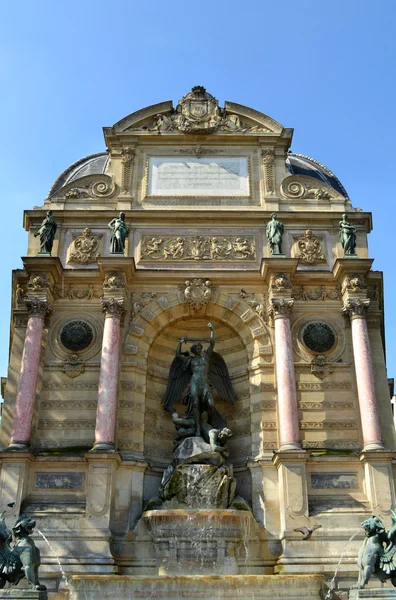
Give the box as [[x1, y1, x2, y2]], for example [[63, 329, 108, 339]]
[[118, 290, 274, 499], [143, 315, 250, 464]]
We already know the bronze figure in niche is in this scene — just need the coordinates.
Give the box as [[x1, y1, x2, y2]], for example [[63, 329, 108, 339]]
[[162, 322, 236, 438], [108, 211, 128, 254], [34, 210, 57, 255], [339, 213, 357, 256], [266, 212, 284, 255]]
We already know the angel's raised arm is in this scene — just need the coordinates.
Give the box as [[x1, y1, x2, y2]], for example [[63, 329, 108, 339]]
[[206, 322, 215, 358], [176, 337, 187, 358]]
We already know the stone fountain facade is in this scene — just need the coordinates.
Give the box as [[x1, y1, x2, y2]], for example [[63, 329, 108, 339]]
[[0, 86, 395, 599]]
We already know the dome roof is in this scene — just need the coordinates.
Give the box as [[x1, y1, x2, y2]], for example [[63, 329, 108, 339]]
[[286, 152, 348, 199], [48, 152, 109, 198]]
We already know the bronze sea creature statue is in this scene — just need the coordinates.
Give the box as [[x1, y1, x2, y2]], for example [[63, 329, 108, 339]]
[[162, 322, 236, 437], [351, 510, 396, 589], [0, 511, 46, 590]]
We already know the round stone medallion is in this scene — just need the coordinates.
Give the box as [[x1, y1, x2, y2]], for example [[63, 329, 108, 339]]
[[302, 322, 336, 353], [60, 320, 94, 352]]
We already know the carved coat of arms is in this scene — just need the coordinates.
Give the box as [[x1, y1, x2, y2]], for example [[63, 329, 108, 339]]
[[182, 279, 213, 310], [176, 86, 221, 134]]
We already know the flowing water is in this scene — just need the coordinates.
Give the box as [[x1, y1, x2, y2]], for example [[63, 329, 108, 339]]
[[325, 530, 360, 599], [37, 529, 70, 589]]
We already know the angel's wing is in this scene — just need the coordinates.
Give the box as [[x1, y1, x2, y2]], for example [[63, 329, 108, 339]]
[[209, 351, 237, 405], [0, 514, 10, 545], [162, 354, 192, 413]]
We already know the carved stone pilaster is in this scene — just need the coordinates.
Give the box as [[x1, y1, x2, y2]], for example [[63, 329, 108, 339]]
[[262, 148, 276, 195], [342, 298, 370, 319], [269, 298, 294, 319], [101, 297, 125, 321], [121, 147, 135, 194], [25, 297, 52, 319]]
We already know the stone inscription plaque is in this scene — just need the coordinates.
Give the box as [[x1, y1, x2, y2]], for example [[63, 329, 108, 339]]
[[148, 156, 249, 196], [35, 472, 83, 490], [311, 472, 358, 490]]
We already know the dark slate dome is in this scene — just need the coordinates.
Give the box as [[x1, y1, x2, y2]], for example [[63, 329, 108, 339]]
[[286, 152, 348, 199], [48, 152, 109, 198]]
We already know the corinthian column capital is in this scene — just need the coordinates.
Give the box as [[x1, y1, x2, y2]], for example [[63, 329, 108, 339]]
[[25, 297, 52, 319], [269, 298, 294, 319], [342, 298, 370, 319], [101, 297, 125, 321]]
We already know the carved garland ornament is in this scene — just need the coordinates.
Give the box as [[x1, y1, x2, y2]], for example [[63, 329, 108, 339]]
[[68, 228, 102, 264], [141, 235, 256, 261], [294, 230, 326, 265]]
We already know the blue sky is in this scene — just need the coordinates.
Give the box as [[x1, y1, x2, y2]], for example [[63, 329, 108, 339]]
[[0, 0, 395, 380]]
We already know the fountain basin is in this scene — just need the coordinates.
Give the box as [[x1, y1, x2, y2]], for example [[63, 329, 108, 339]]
[[143, 509, 258, 575]]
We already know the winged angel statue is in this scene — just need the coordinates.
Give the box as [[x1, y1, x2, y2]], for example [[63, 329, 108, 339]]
[[162, 322, 236, 439]]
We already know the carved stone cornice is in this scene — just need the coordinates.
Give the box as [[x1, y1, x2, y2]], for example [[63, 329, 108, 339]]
[[101, 297, 126, 321], [269, 298, 294, 319], [25, 297, 52, 319], [342, 298, 370, 319]]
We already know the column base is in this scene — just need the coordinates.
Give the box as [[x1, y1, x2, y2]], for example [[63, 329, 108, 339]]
[[90, 442, 116, 452], [279, 442, 302, 451], [6, 441, 30, 452], [363, 442, 386, 451]]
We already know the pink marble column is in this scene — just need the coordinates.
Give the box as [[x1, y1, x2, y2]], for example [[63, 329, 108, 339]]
[[344, 299, 384, 451], [8, 298, 51, 451], [92, 298, 125, 452], [272, 299, 301, 451]]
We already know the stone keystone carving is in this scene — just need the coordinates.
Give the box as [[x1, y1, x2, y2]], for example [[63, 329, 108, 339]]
[[310, 355, 333, 380], [182, 279, 213, 310], [294, 230, 326, 265], [68, 228, 102, 264]]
